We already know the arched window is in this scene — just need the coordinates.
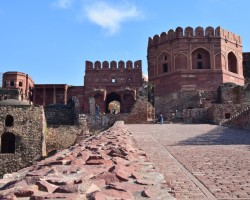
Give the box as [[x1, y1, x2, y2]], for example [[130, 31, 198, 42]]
[[228, 52, 237, 73], [1, 132, 15, 153], [158, 52, 171, 74], [5, 115, 14, 127], [192, 48, 210, 69]]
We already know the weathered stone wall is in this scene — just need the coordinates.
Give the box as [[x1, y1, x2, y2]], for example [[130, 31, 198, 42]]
[[45, 97, 79, 125], [45, 107, 74, 125], [46, 125, 79, 154], [155, 91, 217, 121], [86, 99, 154, 132], [217, 83, 244, 104], [123, 99, 154, 124], [221, 106, 250, 129], [243, 52, 250, 84], [183, 108, 209, 123], [207, 104, 245, 124], [0, 105, 46, 177]]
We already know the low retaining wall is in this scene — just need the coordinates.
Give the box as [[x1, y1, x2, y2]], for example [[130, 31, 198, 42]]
[[221, 106, 250, 130]]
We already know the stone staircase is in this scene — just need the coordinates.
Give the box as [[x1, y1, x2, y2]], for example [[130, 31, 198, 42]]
[[220, 105, 250, 130]]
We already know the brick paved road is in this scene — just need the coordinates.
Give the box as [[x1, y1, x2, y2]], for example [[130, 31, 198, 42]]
[[126, 124, 250, 200]]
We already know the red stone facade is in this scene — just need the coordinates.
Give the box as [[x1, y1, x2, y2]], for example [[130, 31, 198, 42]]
[[83, 60, 142, 114], [147, 26, 244, 96], [8, 60, 142, 114], [2, 72, 35, 101]]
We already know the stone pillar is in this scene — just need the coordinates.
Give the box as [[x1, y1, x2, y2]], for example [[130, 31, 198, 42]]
[[53, 85, 56, 104], [64, 85, 67, 105], [89, 97, 95, 115], [43, 86, 46, 106], [26, 74, 29, 99]]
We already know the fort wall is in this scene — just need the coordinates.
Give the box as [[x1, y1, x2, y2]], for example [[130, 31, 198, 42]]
[[0, 105, 46, 177], [83, 60, 142, 114]]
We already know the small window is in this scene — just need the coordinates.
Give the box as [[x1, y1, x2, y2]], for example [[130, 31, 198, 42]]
[[197, 62, 203, 69], [163, 64, 168, 73], [225, 113, 231, 119], [164, 55, 167, 61], [19, 82, 23, 87], [5, 115, 14, 127], [10, 81, 15, 87], [197, 54, 202, 59], [112, 78, 116, 83]]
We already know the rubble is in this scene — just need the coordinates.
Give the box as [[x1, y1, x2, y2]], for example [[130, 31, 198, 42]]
[[0, 121, 175, 200]]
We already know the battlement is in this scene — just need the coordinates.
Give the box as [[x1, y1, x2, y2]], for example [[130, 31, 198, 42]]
[[148, 26, 242, 46], [85, 60, 142, 70]]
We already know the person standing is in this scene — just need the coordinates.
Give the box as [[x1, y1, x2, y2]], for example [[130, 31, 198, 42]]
[[159, 114, 164, 125]]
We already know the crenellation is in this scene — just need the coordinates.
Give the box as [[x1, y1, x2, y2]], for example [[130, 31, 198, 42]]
[[111, 60, 117, 69], [150, 26, 242, 47], [118, 60, 125, 69], [102, 60, 109, 69], [85, 61, 93, 69], [176, 26, 184, 37], [195, 26, 204, 36], [94, 61, 101, 69], [205, 26, 214, 36], [185, 26, 194, 36], [126, 60, 133, 69], [85, 60, 142, 71], [134, 60, 142, 69]]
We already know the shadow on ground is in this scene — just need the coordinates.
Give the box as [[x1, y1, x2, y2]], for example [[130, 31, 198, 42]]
[[177, 126, 250, 147]]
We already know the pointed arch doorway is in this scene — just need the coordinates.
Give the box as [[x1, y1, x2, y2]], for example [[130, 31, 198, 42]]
[[106, 92, 121, 114]]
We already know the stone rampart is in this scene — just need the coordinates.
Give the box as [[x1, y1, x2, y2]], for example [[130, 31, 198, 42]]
[[0, 105, 46, 177], [221, 106, 250, 129], [45, 107, 74, 125]]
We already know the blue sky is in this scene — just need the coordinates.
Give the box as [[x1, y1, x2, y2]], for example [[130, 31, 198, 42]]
[[0, 0, 250, 85]]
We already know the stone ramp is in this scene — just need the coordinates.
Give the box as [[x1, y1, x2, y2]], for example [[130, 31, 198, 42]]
[[0, 121, 175, 200], [127, 124, 250, 200]]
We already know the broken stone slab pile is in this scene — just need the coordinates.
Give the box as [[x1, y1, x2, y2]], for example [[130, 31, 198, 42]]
[[0, 121, 175, 200]]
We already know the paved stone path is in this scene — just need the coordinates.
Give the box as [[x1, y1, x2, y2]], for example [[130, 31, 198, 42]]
[[126, 124, 250, 200]]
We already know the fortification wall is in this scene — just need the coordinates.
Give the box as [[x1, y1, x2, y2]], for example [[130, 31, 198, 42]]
[[45, 107, 74, 125], [154, 90, 217, 120], [0, 105, 46, 177], [45, 97, 80, 125], [86, 99, 153, 131], [148, 26, 241, 47], [221, 106, 250, 129], [84, 60, 142, 87], [207, 104, 245, 124]]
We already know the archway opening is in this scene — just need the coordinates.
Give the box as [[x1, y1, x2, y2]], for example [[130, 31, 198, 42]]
[[5, 115, 14, 127], [228, 52, 237, 73], [192, 48, 210, 69], [108, 101, 120, 114], [1, 132, 15, 153], [106, 92, 121, 113]]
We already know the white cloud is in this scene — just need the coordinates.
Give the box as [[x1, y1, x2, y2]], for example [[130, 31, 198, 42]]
[[52, 0, 73, 9], [83, 1, 142, 35]]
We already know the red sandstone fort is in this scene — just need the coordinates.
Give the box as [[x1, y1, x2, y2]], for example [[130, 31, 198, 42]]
[[1, 26, 250, 116]]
